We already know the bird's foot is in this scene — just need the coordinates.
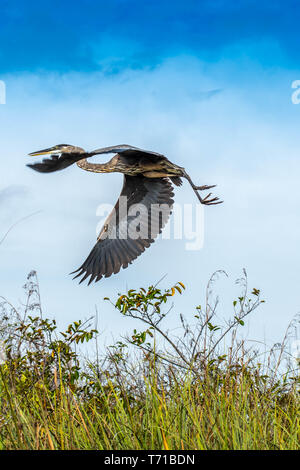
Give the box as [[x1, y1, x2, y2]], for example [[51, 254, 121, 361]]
[[199, 192, 223, 205], [183, 172, 223, 206]]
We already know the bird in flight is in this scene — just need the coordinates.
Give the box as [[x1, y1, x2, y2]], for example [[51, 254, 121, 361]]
[[28, 144, 222, 285]]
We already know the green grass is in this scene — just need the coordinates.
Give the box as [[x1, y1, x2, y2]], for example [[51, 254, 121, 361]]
[[0, 362, 298, 450], [0, 271, 299, 450]]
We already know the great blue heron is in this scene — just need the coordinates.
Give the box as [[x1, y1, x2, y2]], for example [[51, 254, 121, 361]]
[[28, 144, 222, 284]]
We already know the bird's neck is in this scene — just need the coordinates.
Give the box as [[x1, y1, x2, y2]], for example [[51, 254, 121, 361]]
[[76, 158, 113, 173]]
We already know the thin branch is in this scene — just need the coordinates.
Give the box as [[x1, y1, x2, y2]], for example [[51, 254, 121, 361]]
[[0, 211, 42, 246]]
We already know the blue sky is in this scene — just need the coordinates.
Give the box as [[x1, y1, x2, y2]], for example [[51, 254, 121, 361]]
[[1, 1, 300, 352], [1, 0, 300, 72]]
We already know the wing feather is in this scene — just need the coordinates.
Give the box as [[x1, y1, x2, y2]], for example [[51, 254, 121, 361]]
[[27, 153, 85, 173], [72, 175, 174, 284], [90, 144, 165, 159]]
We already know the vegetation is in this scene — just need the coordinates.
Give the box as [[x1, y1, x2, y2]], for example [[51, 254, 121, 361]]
[[0, 270, 298, 450]]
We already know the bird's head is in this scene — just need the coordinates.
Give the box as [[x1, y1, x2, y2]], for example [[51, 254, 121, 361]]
[[27, 144, 87, 173], [28, 144, 85, 156]]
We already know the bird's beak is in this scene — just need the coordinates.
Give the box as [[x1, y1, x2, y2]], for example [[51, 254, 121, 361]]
[[28, 145, 64, 156]]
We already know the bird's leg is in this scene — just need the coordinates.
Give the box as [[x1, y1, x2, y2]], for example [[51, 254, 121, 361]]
[[183, 171, 223, 205], [193, 184, 216, 191]]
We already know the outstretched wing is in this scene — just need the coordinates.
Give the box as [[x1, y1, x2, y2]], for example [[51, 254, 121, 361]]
[[27, 144, 165, 173], [90, 144, 165, 159], [72, 175, 174, 285]]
